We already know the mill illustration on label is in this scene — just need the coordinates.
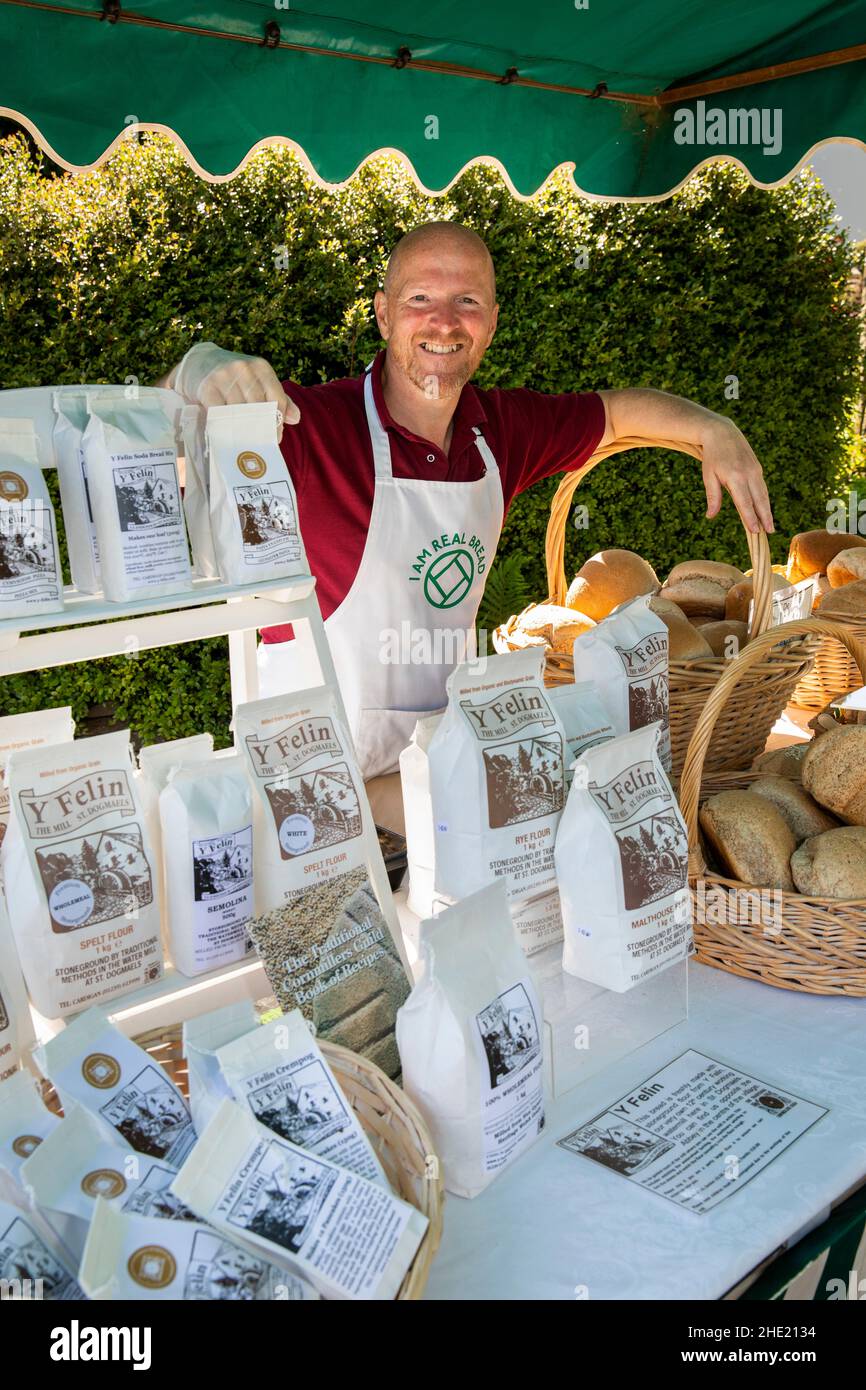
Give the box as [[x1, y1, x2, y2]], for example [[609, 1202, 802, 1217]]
[[36, 825, 152, 933], [589, 760, 688, 912], [97, 1065, 192, 1161], [227, 1143, 337, 1256], [476, 983, 542, 1090], [234, 481, 302, 567], [247, 1060, 350, 1148], [185, 1230, 274, 1301], [246, 716, 363, 858], [616, 636, 670, 748], [0, 488, 59, 594], [124, 1163, 196, 1220], [114, 463, 181, 532], [0, 1214, 76, 1297]]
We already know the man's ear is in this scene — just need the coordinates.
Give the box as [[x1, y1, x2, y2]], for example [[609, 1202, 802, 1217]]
[[486, 302, 500, 348], [373, 289, 389, 340]]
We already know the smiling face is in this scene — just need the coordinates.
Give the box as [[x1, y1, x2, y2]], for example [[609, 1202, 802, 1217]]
[[375, 224, 499, 400]]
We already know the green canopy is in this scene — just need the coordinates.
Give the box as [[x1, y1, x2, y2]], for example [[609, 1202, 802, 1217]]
[[0, 0, 864, 196]]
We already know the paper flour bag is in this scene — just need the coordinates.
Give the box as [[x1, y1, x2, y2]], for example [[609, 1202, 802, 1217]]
[[399, 712, 443, 919], [206, 401, 308, 586], [0, 1070, 60, 1183], [217, 1009, 386, 1187], [180, 403, 218, 579], [137, 731, 214, 910], [53, 389, 101, 593], [235, 687, 410, 1079], [555, 723, 692, 992], [35, 1008, 196, 1168], [572, 594, 671, 772], [397, 879, 545, 1199], [183, 1001, 258, 1135], [3, 730, 164, 1016], [82, 392, 192, 602], [0, 909, 33, 1082], [429, 649, 567, 904], [159, 754, 254, 978], [547, 679, 615, 786], [0, 1197, 85, 1299], [0, 418, 64, 619], [80, 1199, 314, 1301], [171, 1099, 427, 1301]]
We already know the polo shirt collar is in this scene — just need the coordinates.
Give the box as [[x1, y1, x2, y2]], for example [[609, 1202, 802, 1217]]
[[368, 348, 488, 445]]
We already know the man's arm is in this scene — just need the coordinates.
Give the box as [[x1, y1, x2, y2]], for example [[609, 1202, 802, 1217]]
[[596, 387, 774, 535]]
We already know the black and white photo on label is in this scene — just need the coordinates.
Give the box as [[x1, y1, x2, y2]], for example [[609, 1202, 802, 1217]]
[[746, 1089, 796, 1118], [249, 1059, 350, 1147], [0, 1216, 71, 1296], [185, 1231, 272, 1301], [235, 482, 300, 555], [193, 827, 252, 901], [123, 1163, 197, 1220], [265, 760, 362, 855], [615, 810, 688, 911], [562, 1114, 674, 1175], [476, 983, 541, 1089], [230, 1145, 336, 1255], [100, 1065, 191, 1160], [483, 734, 564, 829], [36, 824, 153, 932], [114, 463, 180, 532], [628, 674, 669, 732], [0, 504, 55, 580]]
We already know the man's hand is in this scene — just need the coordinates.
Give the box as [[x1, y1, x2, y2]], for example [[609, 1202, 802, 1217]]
[[598, 387, 775, 535], [165, 342, 300, 439]]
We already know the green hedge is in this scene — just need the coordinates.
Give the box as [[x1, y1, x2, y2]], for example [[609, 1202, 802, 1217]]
[[0, 135, 861, 743]]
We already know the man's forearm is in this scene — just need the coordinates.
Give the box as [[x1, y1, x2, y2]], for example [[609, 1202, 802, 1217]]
[[597, 387, 737, 453]]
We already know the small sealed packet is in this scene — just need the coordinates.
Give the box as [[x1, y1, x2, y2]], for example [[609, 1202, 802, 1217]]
[[35, 1008, 196, 1169], [80, 1199, 317, 1301], [171, 1098, 428, 1301], [182, 1000, 258, 1135], [0, 1196, 86, 1300], [216, 1009, 387, 1187], [0, 1069, 60, 1183]]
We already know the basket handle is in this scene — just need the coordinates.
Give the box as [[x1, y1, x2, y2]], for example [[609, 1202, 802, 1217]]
[[545, 435, 774, 637], [677, 617, 866, 875]]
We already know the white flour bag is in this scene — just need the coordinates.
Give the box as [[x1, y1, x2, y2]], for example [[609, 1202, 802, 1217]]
[[0, 1069, 59, 1183], [3, 730, 164, 1016], [0, 418, 64, 619], [399, 711, 443, 919], [572, 594, 671, 772], [137, 731, 214, 908], [547, 679, 615, 786], [183, 1001, 258, 1135], [397, 879, 545, 1199], [235, 687, 410, 1079], [555, 723, 692, 992], [159, 754, 254, 978], [82, 391, 192, 602], [53, 389, 101, 593], [0, 1197, 85, 1300], [429, 649, 567, 904], [0, 908, 33, 1081], [206, 401, 308, 586], [180, 403, 218, 579]]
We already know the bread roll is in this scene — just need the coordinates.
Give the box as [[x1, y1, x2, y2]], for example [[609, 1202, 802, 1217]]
[[697, 620, 749, 658], [725, 573, 789, 624], [786, 530, 866, 583], [661, 560, 745, 620], [790, 826, 866, 898], [699, 790, 796, 889], [648, 595, 713, 659], [827, 548, 866, 588], [811, 575, 833, 611], [747, 775, 840, 844], [751, 743, 810, 781], [802, 726, 866, 825], [818, 579, 866, 620], [565, 550, 659, 622], [515, 603, 596, 653]]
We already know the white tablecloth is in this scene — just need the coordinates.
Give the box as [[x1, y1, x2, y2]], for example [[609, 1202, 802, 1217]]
[[422, 962, 866, 1301]]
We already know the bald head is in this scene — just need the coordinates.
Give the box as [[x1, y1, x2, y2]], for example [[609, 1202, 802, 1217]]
[[383, 222, 496, 299]]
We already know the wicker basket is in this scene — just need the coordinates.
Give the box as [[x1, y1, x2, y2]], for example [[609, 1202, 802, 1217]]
[[791, 612, 866, 710], [493, 435, 816, 780], [43, 1020, 443, 1301], [678, 617, 866, 996]]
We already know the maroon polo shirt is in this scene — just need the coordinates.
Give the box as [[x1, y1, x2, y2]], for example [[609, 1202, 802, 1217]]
[[262, 348, 605, 639]]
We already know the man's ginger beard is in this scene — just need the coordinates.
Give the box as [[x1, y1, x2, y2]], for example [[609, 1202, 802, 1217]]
[[386, 327, 485, 400]]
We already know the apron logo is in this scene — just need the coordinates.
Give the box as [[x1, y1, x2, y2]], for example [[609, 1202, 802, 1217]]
[[409, 533, 487, 609]]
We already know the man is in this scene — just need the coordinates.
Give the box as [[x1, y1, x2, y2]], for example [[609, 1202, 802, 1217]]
[[163, 221, 774, 827]]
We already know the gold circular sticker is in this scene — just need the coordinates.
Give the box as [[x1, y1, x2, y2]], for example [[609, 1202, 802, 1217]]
[[81, 1168, 127, 1199], [12, 1134, 42, 1159], [128, 1245, 177, 1290], [236, 450, 267, 479], [81, 1053, 121, 1089], [0, 471, 28, 502]]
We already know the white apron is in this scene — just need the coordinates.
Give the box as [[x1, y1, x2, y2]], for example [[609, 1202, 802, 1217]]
[[325, 368, 504, 780]]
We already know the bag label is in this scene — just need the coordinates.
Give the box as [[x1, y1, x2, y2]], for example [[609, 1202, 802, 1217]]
[[192, 825, 253, 958], [234, 481, 302, 568], [460, 686, 556, 741], [18, 767, 135, 837], [590, 760, 687, 912], [473, 979, 545, 1173], [111, 449, 189, 592], [245, 717, 343, 778]]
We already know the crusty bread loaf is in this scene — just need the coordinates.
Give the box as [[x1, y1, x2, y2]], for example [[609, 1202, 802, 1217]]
[[648, 595, 713, 659], [786, 529, 866, 583], [818, 579, 866, 620], [565, 550, 659, 622], [790, 826, 866, 898], [697, 620, 750, 658], [725, 573, 789, 624], [661, 560, 745, 620], [811, 575, 833, 610], [747, 775, 840, 844], [802, 726, 866, 825], [827, 548, 866, 588], [751, 743, 810, 781], [515, 603, 596, 653], [699, 790, 796, 889]]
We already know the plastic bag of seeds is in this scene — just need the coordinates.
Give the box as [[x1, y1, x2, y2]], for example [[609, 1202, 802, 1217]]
[[235, 687, 411, 1080]]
